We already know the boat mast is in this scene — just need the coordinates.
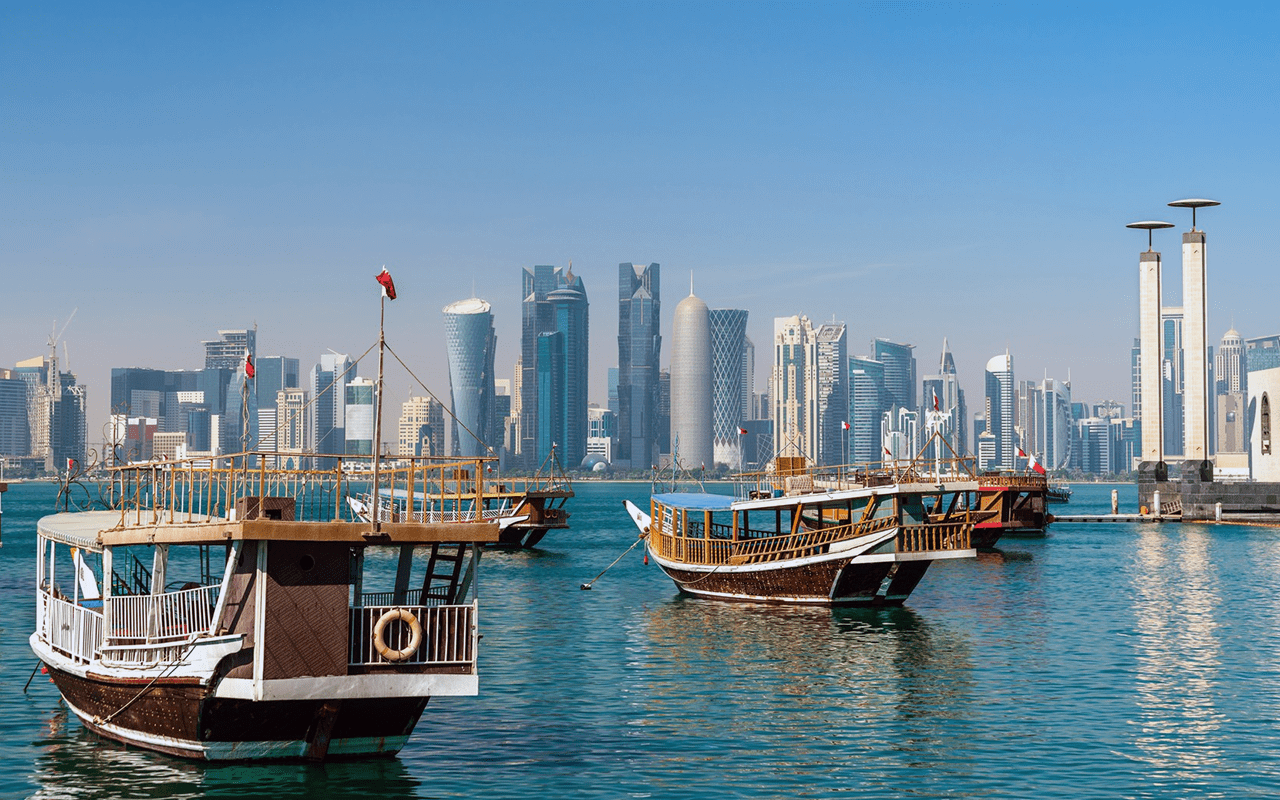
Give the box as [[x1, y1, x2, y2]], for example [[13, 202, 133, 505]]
[[371, 292, 385, 534]]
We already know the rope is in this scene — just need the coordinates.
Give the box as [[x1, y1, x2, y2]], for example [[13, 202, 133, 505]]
[[580, 535, 647, 590], [94, 640, 197, 727], [384, 341, 499, 459]]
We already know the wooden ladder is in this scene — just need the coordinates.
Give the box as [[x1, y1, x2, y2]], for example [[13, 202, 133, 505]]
[[422, 543, 468, 603]]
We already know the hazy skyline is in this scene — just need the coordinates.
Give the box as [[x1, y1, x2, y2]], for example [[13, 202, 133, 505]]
[[6, 2, 1279, 440]]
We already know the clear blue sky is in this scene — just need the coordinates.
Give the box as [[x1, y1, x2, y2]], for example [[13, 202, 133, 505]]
[[5, 2, 1279, 440]]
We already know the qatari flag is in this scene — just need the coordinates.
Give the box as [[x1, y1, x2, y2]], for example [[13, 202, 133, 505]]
[[376, 267, 397, 300], [244, 352, 255, 379]]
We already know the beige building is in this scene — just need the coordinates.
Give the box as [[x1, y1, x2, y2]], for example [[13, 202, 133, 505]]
[[398, 396, 445, 457]]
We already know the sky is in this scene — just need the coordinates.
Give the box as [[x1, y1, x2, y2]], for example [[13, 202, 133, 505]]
[[5, 1, 1280, 442]]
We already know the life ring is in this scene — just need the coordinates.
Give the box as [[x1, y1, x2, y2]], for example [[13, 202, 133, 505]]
[[372, 608, 422, 662]]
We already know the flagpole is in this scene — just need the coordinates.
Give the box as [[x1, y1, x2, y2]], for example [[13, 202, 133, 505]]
[[371, 292, 385, 534]]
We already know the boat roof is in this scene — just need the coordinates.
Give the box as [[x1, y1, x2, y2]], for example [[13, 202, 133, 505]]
[[37, 511, 501, 549], [651, 492, 736, 511]]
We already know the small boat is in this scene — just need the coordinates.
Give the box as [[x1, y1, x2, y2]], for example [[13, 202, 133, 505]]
[[971, 472, 1050, 546], [346, 459, 572, 548], [624, 454, 977, 606], [1046, 484, 1072, 503]]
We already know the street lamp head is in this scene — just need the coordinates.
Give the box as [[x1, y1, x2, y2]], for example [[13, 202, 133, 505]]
[[1126, 220, 1175, 251], [1168, 198, 1220, 231]]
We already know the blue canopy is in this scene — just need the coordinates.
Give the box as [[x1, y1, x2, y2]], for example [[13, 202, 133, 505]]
[[651, 492, 735, 511]]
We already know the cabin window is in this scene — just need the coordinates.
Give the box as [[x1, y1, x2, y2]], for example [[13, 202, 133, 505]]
[[1263, 393, 1272, 455]]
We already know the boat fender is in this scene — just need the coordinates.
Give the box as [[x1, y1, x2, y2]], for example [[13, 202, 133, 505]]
[[373, 608, 423, 662]]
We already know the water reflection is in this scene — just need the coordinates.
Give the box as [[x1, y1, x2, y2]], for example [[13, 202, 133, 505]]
[[629, 597, 977, 794], [1129, 524, 1226, 781], [28, 706, 423, 800]]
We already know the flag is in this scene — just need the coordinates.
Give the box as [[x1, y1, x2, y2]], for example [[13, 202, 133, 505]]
[[376, 266, 397, 300], [883, 446, 892, 457], [1018, 447, 1046, 475], [933, 391, 939, 412], [737, 426, 748, 435], [244, 351, 255, 379], [841, 421, 850, 431]]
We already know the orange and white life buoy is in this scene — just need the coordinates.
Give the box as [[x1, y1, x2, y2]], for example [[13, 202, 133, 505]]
[[372, 608, 423, 662]]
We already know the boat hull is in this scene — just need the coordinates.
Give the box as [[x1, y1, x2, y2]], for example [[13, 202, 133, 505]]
[[650, 545, 972, 606], [47, 664, 428, 761]]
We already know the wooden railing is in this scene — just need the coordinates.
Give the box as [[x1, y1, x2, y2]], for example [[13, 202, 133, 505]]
[[348, 603, 476, 667], [108, 584, 219, 643], [649, 515, 899, 567], [106, 451, 515, 529], [38, 591, 103, 665], [897, 522, 971, 553], [977, 474, 1048, 490], [732, 455, 979, 500]]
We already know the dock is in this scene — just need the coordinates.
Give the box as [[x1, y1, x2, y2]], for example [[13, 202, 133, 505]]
[[1051, 513, 1168, 524]]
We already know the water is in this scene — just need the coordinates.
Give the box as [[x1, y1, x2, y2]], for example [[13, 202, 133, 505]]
[[5, 481, 1280, 798]]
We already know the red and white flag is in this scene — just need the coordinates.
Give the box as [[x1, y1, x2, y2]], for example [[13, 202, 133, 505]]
[[376, 266, 397, 300], [1018, 447, 1046, 475], [243, 351, 255, 379], [883, 446, 892, 457], [841, 420, 850, 431], [933, 391, 940, 412], [737, 426, 748, 435]]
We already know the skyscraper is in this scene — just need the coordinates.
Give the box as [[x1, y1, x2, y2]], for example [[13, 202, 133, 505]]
[[873, 339, 916, 413], [0, 371, 31, 457], [444, 297, 498, 459], [204, 329, 257, 455], [984, 352, 1014, 470], [309, 352, 355, 458], [1216, 328, 1246, 455], [849, 355, 886, 463], [709, 308, 748, 469], [521, 266, 588, 468], [771, 315, 817, 461], [617, 262, 661, 468], [815, 323, 848, 466], [671, 289, 712, 470], [398, 396, 445, 457], [344, 377, 375, 456], [920, 338, 966, 460]]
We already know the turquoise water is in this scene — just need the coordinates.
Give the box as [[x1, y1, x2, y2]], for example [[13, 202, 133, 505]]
[[5, 481, 1280, 798]]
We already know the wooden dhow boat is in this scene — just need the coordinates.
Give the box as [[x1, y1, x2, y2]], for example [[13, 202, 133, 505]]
[[30, 269, 508, 761], [624, 454, 978, 606], [31, 451, 497, 761]]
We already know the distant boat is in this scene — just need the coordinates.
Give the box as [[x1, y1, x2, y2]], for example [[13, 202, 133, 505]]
[[1046, 484, 1072, 503], [624, 454, 978, 606]]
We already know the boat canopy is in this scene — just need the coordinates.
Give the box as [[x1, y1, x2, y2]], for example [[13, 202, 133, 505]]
[[651, 492, 735, 511], [36, 511, 113, 553]]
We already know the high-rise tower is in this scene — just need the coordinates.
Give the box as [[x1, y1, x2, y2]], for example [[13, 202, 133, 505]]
[[1128, 219, 1174, 477], [709, 308, 749, 469], [984, 352, 1014, 470], [444, 297, 498, 459], [522, 266, 589, 468], [617, 263, 661, 468], [671, 288, 713, 469]]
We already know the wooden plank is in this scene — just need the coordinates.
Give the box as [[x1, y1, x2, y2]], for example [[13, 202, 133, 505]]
[[98, 519, 502, 546]]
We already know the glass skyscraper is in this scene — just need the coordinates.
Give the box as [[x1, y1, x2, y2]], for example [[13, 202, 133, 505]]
[[444, 297, 498, 459], [521, 266, 588, 469], [872, 339, 916, 413], [709, 308, 749, 469], [849, 355, 886, 463], [617, 263, 661, 469], [309, 352, 355, 459]]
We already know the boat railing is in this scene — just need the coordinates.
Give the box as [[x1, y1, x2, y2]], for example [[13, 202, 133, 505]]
[[357, 588, 459, 607], [105, 451, 504, 528], [731, 454, 979, 500], [37, 590, 103, 665], [977, 473, 1049, 490], [107, 584, 219, 644], [897, 522, 971, 553], [651, 516, 899, 566], [348, 602, 476, 667]]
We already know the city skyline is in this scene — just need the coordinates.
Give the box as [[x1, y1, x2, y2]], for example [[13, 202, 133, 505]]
[[6, 3, 1280, 445]]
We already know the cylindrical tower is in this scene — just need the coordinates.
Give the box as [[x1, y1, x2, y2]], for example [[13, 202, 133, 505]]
[[671, 291, 712, 469], [1128, 220, 1173, 476], [443, 298, 497, 458], [1170, 198, 1219, 480]]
